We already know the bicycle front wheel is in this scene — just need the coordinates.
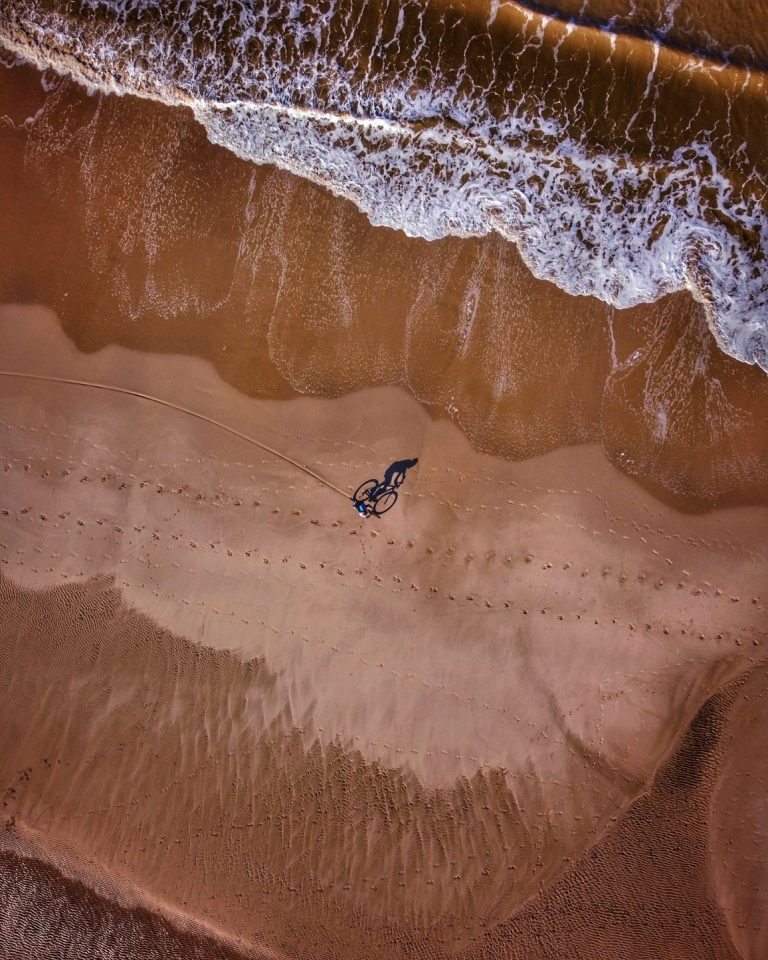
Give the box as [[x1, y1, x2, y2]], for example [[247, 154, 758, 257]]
[[373, 490, 398, 516]]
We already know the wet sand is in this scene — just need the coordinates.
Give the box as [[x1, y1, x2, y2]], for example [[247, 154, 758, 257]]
[[467, 667, 767, 960], [1, 664, 762, 960], [2, 59, 768, 509], [1, 306, 767, 958]]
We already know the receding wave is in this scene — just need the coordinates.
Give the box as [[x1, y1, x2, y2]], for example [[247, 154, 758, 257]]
[[1, 0, 767, 369]]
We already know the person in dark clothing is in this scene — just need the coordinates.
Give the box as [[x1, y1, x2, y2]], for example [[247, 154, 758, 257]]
[[382, 457, 419, 489]]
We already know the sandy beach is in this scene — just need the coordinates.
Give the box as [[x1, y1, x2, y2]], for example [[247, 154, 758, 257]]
[[1, 307, 766, 958], [0, 9, 767, 955]]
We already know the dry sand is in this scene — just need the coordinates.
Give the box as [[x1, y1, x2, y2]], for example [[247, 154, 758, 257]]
[[1, 306, 766, 958]]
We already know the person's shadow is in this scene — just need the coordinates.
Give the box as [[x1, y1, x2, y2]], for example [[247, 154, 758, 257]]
[[381, 458, 419, 490]]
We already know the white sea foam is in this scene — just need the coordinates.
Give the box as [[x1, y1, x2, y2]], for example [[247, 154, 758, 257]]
[[1, 0, 766, 369]]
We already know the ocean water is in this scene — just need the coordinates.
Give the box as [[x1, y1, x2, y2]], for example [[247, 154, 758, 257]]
[[0, 0, 766, 369]]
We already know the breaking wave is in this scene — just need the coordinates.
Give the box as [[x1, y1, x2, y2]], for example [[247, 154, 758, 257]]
[[1, 0, 767, 369]]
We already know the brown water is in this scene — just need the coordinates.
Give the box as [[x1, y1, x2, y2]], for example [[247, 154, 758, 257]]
[[2, 0, 768, 367], [537, 0, 768, 68]]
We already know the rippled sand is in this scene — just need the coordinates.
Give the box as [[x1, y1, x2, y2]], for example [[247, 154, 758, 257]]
[[0, 38, 767, 960]]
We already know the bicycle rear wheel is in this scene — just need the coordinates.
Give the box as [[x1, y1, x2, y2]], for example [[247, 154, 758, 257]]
[[373, 490, 398, 515]]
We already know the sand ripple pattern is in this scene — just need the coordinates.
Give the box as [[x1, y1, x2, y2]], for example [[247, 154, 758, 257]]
[[1, 0, 767, 369]]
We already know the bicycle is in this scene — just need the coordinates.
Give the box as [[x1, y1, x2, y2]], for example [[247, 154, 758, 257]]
[[351, 472, 405, 518]]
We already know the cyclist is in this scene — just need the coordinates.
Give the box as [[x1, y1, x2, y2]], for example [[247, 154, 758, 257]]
[[352, 457, 419, 517]]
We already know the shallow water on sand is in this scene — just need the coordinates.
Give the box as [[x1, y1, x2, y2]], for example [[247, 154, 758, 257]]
[[1, 59, 768, 508]]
